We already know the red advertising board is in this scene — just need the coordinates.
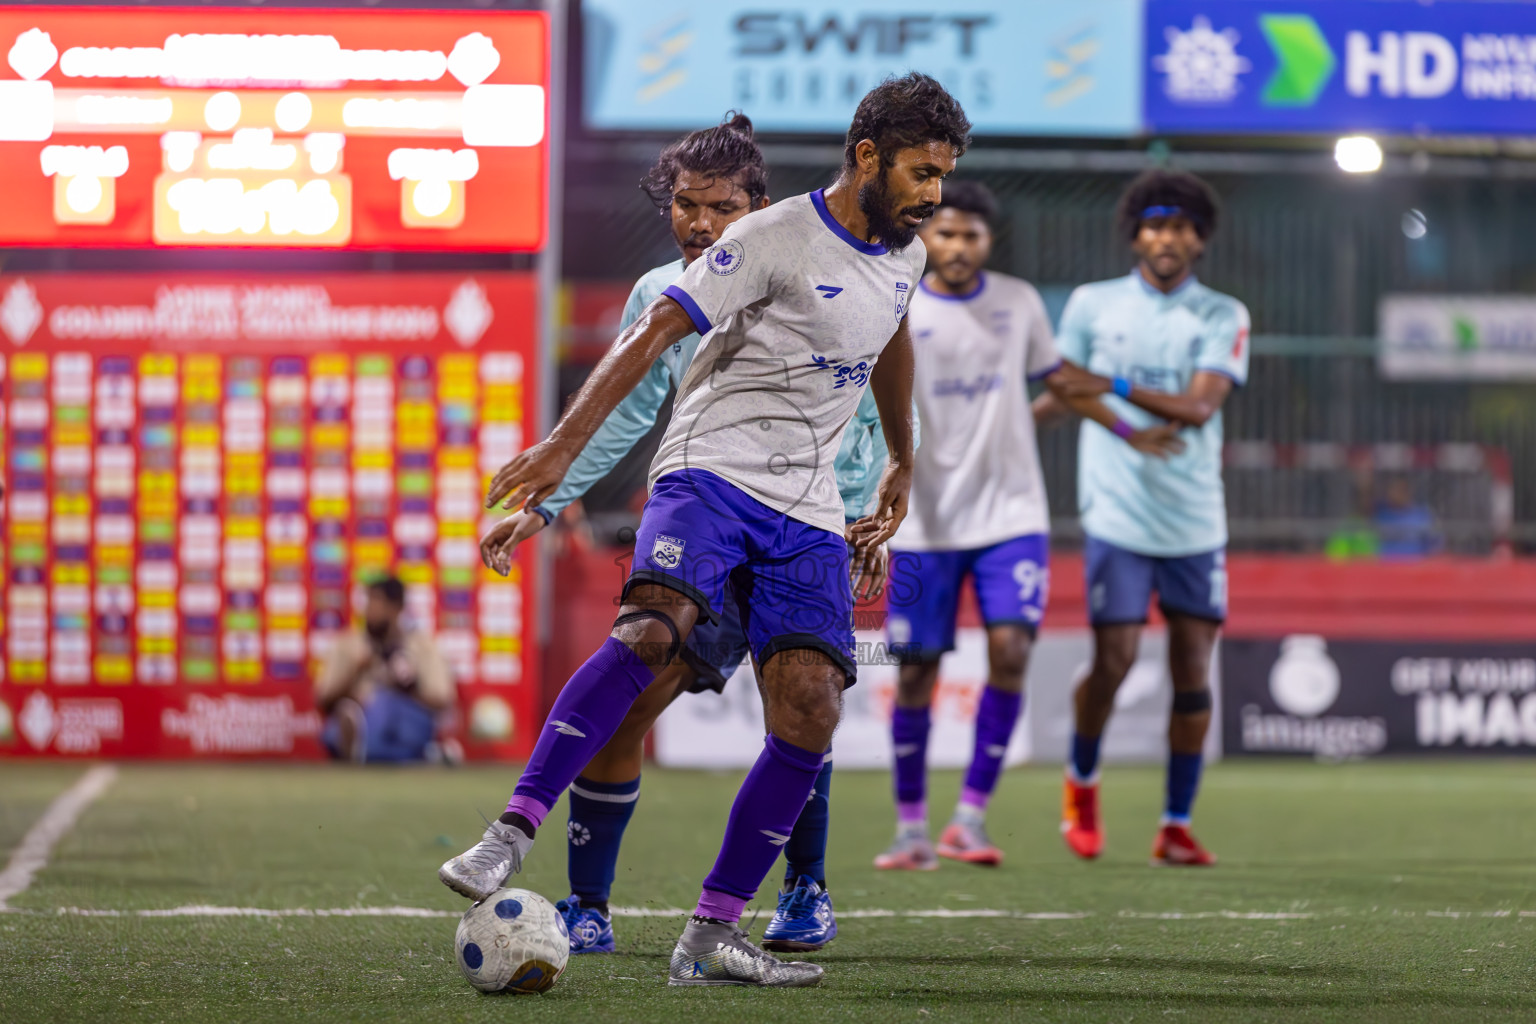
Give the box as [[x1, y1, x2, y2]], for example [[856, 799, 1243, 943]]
[[0, 7, 548, 249], [0, 272, 541, 759]]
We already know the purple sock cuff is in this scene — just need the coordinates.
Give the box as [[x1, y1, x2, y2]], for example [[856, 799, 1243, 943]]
[[764, 733, 825, 773], [892, 704, 931, 730], [595, 635, 656, 698], [959, 787, 988, 811], [693, 888, 748, 923], [981, 685, 1023, 717], [897, 800, 927, 823], [504, 794, 549, 829]]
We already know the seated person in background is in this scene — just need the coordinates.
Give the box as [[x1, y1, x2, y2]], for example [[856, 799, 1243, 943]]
[[315, 575, 456, 763], [1374, 478, 1441, 560]]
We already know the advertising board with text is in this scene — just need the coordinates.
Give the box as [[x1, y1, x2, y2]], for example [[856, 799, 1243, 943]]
[[583, 0, 1142, 137], [0, 7, 548, 249], [1146, 0, 1536, 135], [0, 273, 541, 759]]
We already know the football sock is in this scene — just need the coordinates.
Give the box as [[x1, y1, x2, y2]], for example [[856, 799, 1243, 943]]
[[959, 686, 1022, 814], [783, 753, 832, 888], [507, 637, 655, 824], [1069, 731, 1103, 783], [1164, 752, 1203, 825], [567, 774, 640, 908], [892, 704, 931, 824], [695, 734, 824, 922]]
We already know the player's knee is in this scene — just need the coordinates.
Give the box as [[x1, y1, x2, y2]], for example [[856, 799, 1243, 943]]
[[895, 661, 940, 706], [986, 627, 1032, 683], [611, 609, 683, 669], [1093, 643, 1137, 687]]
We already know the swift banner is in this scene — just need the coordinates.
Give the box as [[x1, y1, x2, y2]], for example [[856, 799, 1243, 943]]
[[0, 273, 541, 759], [0, 7, 548, 249], [1146, 0, 1536, 135], [582, 0, 1142, 136]]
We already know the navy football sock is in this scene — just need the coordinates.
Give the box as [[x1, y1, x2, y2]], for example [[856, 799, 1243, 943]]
[[1164, 752, 1203, 825], [784, 754, 832, 888], [1069, 732, 1102, 782], [566, 774, 640, 906]]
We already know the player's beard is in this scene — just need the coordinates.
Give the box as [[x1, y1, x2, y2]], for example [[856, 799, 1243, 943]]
[[858, 168, 932, 252]]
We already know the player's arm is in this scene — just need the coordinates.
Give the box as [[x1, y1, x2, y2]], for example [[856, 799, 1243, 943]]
[[1042, 362, 1185, 458], [485, 297, 697, 512], [849, 317, 916, 549], [1053, 368, 1233, 428], [480, 357, 673, 575]]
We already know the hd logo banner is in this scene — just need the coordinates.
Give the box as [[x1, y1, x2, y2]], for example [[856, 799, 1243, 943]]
[[582, 0, 1142, 136], [1146, 0, 1536, 135]]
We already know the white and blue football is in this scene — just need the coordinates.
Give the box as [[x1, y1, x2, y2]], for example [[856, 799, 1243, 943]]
[[454, 887, 569, 994]]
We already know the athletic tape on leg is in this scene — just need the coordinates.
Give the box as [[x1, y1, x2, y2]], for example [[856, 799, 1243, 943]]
[[613, 610, 681, 665], [1171, 688, 1212, 714]]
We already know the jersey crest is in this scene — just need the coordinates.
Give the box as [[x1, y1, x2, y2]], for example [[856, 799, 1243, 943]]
[[650, 534, 685, 569], [894, 281, 911, 321], [705, 239, 744, 276]]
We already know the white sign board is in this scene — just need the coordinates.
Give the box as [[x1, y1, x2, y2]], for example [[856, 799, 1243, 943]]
[[653, 628, 1222, 769], [1380, 295, 1536, 380]]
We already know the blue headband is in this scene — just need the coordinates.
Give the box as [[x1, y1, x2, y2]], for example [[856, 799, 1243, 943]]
[[1141, 204, 1185, 221]]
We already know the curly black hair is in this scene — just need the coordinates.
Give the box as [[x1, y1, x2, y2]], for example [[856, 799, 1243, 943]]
[[936, 179, 997, 224], [1116, 169, 1220, 242], [639, 112, 768, 211], [843, 72, 972, 170], [367, 575, 405, 607]]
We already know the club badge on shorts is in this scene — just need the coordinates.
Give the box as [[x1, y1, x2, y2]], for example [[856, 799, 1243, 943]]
[[650, 533, 686, 569], [894, 281, 910, 321]]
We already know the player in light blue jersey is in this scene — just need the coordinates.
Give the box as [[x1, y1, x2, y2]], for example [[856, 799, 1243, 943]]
[[474, 114, 886, 959], [1042, 170, 1250, 867]]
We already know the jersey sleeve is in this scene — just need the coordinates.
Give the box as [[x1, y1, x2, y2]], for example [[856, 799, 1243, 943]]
[[1195, 299, 1252, 388], [661, 216, 780, 336], [1054, 286, 1093, 366], [538, 276, 675, 518], [1022, 284, 1064, 381]]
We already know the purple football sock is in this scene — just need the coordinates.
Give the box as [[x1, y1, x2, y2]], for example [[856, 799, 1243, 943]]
[[507, 636, 655, 822], [960, 686, 1023, 811], [891, 704, 931, 818], [695, 734, 824, 919]]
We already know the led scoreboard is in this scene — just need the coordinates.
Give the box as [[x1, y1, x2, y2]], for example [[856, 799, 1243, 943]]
[[0, 274, 541, 759], [0, 7, 549, 249]]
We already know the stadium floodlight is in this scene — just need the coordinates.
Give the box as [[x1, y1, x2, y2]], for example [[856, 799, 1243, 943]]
[[1335, 136, 1383, 174]]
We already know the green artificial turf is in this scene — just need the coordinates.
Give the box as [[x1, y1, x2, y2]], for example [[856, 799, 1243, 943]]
[[2, 759, 1535, 1023]]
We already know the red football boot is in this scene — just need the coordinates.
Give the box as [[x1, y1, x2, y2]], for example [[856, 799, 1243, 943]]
[[1060, 776, 1103, 860], [1151, 823, 1217, 866]]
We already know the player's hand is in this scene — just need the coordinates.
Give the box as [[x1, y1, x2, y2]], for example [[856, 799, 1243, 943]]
[[849, 542, 890, 602], [484, 437, 577, 512], [479, 509, 548, 577], [1129, 423, 1186, 459], [848, 462, 912, 549], [1050, 365, 1113, 399]]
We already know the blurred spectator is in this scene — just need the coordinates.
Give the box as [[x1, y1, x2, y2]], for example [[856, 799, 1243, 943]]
[[314, 575, 458, 764], [1373, 478, 1442, 560]]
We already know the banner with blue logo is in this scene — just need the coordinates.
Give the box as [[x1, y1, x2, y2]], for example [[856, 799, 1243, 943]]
[[1146, 0, 1536, 135], [582, 0, 1143, 136]]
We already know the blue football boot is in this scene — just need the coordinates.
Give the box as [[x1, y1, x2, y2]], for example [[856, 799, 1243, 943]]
[[760, 875, 837, 953], [556, 895, 615, 954]]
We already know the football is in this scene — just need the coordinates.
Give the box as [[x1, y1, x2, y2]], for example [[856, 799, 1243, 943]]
[[454, 888, 570, 994]]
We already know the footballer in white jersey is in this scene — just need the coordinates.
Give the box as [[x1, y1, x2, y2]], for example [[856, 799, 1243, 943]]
[[451, 73, 971, 989], [874, 181, 1181, 871], [1043, 170, 1251, 869]]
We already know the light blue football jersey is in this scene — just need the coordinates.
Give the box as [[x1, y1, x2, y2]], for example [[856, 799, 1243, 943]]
[[1056, 271, 1250, 557], [539, 258, 891, 520]]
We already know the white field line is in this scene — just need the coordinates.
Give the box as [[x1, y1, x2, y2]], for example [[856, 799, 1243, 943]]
[[32, 905, 1536, 921], [0, 765, 118, 911]]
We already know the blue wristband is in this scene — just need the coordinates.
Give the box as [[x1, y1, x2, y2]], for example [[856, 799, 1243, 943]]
[[531, 505, 554, 525], [1112, 376, 1133, 399]]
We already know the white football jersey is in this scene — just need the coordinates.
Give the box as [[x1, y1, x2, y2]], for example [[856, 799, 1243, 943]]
[[651, 189, 925, 535], [893, 271, 1062, 551]]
